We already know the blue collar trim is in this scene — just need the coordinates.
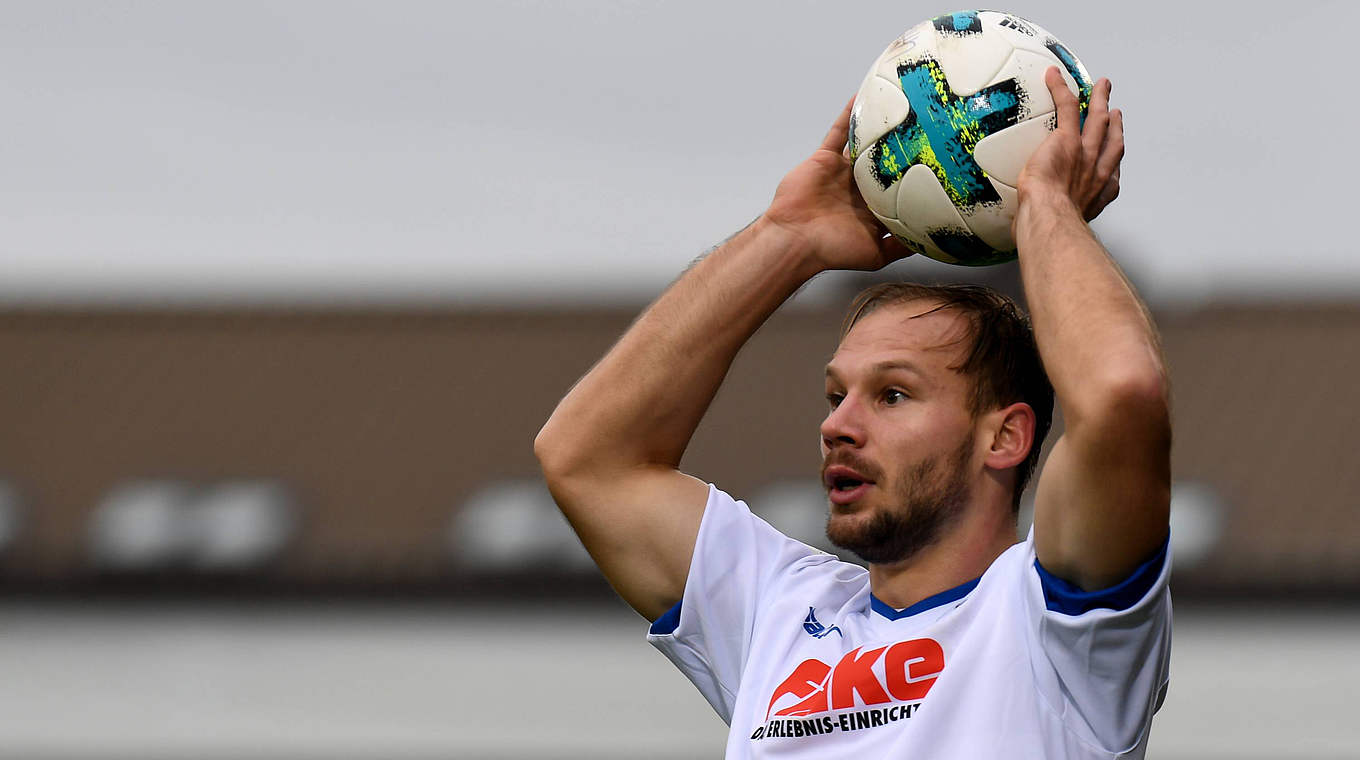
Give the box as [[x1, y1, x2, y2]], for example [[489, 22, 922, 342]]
[[870, 577, 980, 621]]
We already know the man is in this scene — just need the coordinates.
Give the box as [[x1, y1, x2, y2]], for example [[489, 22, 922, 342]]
[[535, 67, 1170, 758]]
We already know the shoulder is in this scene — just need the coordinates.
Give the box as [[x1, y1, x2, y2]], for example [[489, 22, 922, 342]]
[[699, 485, 874, 613], [1008, 529, 1173, 754]]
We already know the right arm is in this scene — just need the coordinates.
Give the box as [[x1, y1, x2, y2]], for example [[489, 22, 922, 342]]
[[534, 101, 907, 620]]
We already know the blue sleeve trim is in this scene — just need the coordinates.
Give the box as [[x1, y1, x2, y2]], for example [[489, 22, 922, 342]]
[[1034, 537, 1169, 615], [649, 600, 683, 635]]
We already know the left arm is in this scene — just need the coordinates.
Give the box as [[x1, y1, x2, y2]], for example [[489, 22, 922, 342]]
[[1016, 70, 1171, 591]]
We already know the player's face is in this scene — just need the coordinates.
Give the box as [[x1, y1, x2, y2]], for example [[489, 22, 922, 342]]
[[820, 302, 982, 565]]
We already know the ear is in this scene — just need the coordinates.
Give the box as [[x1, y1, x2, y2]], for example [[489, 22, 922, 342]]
[[982, 402, 1035, 471]]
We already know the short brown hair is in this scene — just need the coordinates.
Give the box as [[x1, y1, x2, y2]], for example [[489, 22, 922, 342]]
[[840, 283, 1054, 510]]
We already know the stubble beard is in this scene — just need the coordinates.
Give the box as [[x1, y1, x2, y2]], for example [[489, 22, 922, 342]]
[[825, 432, 975, 566]]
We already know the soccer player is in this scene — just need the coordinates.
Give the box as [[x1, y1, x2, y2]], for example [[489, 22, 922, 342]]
[[535, 67, 1170, 758]]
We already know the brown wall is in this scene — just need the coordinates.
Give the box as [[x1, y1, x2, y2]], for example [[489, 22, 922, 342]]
[[0, 303, 1356, 594]]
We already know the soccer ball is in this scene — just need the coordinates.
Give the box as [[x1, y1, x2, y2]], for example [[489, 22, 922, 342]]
[[849, 10, 1093, 265]]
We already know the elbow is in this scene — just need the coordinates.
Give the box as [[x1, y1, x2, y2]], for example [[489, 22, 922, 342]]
[[1108, 367, 1170, 413], [533, 419, 579, 485], [534, 415, 616, 491], [1066, 368, 1171, 442], [534, 419, 601, 523]]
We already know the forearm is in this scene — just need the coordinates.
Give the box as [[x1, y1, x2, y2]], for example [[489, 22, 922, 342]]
[[1017, 73, 1171, 586], [1014, 191, 1167, 427], [536, 217, 819, 477]]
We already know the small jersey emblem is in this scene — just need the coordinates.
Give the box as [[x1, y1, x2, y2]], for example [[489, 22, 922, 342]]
[[802, 607, 843, 639]]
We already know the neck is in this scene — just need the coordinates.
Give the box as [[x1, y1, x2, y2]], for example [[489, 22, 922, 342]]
[[867, 495, 1018, 611]]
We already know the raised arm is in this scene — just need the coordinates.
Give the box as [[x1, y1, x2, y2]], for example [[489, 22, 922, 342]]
[[534, 101, 909, 620], [1016, 69, 1172, 591]]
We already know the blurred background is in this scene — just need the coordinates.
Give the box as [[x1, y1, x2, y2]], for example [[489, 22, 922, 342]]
[[0, 1, 1357, 758]]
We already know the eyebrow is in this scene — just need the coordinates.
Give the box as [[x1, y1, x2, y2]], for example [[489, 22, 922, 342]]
[[825, 359, 925, 381]]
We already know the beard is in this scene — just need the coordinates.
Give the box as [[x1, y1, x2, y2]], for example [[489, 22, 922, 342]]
[[824, 432, 974, 565]]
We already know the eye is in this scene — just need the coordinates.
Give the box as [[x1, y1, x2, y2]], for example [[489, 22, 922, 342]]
[[825, 392, 844, 409], [882, 388, 908, 406]]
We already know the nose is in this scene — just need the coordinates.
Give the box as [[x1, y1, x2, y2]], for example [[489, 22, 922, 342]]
[[820, 396, 865, 451]]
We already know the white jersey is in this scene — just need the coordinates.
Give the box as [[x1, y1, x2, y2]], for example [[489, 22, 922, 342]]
[[648, 485, 1171, 759]]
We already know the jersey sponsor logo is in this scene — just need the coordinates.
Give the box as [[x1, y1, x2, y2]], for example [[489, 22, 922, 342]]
[[754, 637, 944, 742], [765, 637, 944, 719], [750, 704, 922, 741], [802, 607, 842, 639]]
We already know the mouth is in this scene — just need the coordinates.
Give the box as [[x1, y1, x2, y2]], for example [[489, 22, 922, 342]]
[[823, 465, 875, 506]]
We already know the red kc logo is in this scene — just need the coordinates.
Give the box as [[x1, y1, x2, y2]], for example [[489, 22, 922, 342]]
[[765, 637, 945, 719]]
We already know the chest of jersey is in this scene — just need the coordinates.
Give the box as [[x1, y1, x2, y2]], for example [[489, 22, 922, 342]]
[[730, 579, 1044, 757]]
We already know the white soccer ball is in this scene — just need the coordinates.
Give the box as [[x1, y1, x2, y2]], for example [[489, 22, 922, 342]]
[[849, 10, 1093, 265]]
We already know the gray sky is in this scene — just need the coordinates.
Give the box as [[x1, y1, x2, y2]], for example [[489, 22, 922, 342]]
[[0, 1, 1354, 306]]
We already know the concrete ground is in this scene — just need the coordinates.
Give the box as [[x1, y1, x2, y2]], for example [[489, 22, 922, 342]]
[[0, 601, 1353, 759]]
